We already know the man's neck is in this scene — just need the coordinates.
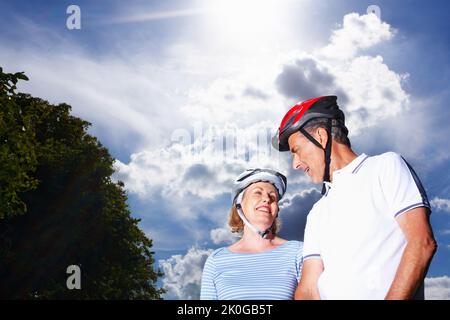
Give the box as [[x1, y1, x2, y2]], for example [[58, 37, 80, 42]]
[[329, 144, 358, 181]]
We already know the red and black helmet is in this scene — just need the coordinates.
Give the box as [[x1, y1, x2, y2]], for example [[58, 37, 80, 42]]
[[272, 95, 345, 152], [272, 95, 346, 195]]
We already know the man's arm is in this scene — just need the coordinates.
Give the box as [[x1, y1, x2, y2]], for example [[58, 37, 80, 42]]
[[295, 259, 324, 300], [385, 207, 437, 300]]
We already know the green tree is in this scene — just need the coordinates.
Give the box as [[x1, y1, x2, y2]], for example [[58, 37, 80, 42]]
[[0, 68, 165, 299], [0, 67, 37, 219]]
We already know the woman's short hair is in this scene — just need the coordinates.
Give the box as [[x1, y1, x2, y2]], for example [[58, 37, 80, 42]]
[[228, 204, 281, 234]]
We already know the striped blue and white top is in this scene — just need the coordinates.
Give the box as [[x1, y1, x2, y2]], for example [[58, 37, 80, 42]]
[[200, 240, 303, 300]]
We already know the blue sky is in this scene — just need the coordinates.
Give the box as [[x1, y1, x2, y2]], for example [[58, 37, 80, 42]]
[[1, 0, 449, 299]]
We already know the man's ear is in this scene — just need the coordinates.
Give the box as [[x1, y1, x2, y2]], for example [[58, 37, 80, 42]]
[[316, 127, 329, 149]]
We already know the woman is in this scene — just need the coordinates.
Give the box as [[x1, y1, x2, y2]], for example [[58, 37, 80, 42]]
[[200, 168, 303, 300]]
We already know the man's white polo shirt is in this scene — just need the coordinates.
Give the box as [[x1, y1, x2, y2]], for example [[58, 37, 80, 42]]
[[302, 152, 431, 299]]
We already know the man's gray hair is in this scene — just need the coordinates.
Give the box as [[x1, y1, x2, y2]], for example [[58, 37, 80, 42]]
[[303, 118, 351, 148]]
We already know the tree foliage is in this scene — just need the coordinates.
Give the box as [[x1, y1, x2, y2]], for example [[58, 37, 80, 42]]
[[0, 67, 164, 299], [0, 67, 37, 218]]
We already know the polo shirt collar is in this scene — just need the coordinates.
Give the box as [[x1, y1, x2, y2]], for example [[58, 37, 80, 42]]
[[333, 153, 369, 176]]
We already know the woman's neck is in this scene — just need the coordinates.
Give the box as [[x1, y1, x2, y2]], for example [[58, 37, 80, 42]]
[[236, 229, 277, 252]]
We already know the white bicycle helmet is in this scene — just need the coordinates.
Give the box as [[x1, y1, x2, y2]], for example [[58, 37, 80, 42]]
[[231, 168, 287, 238]]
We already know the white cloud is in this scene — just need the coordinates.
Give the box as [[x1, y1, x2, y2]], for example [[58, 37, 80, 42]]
[[431, 197, 450, 213], [210, 227, 238, 245], [425, 276, 450, 300], [107, 8, 207, 24], [276, 13, 408, 135], [320, 13, 408, 134], [114, 12, 410, 234], [321, 12, 393, 60], [1, 49, 187, 151], [159, 247, 213, 300], [113, 121, 287, 201], [180, 68, 285, 127], [335, 55, 409, 133], [0, 16, 217, 153]]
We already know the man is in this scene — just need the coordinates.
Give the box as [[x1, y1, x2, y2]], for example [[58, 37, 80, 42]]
[[272, 95, 437, 299]]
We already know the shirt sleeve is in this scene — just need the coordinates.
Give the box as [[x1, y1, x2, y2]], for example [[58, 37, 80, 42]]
[[295, 241, 304, 283], [379, 152, 431, 219], [302, 208, 322, 261], [200, 254, 218, 300]]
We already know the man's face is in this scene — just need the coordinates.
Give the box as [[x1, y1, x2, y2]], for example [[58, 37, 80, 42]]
[[287, 131, 325, 184]]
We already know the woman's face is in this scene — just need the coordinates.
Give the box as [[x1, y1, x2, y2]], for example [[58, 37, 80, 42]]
[[241, 182, 279, 231]]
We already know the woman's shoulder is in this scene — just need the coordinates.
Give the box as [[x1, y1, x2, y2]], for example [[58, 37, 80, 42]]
[[288, 239, 303, 247], [275, 237, 302, 247], [203, 247, 227, 271], [274, 239, 303, 253], [207, 247, 229, 261]]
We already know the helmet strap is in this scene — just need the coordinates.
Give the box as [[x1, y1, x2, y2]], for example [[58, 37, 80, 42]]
[[322, 119, 333, 195], [299, 118, 333, 195], [235, 202, 274, 239]]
